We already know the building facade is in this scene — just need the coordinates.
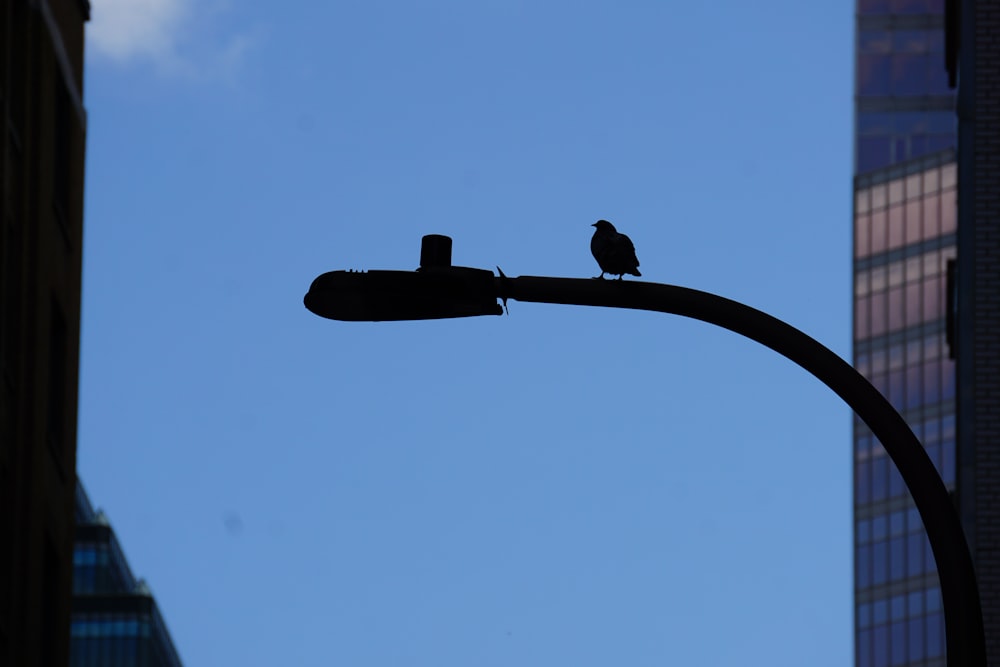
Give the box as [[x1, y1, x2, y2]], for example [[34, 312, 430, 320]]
[[852, 1, 957, 666], [854, 0, 1000, 665], [72, 483, 184, 667], [952, 0, 1000, 662], [0, 1, 90, 665]]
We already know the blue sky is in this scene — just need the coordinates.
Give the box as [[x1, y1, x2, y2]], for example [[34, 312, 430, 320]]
[[79, 1, 854, 665]]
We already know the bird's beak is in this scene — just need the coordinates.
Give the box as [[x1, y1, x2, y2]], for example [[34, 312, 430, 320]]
[[591, 223, 597, 227]]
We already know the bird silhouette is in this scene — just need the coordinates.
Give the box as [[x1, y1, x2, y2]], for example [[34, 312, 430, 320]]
[[590, 220, 641, 280]]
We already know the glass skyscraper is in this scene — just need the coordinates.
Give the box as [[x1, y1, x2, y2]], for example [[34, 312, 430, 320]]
[[852, 1, 957, 666], [71, 483, 183, 667]]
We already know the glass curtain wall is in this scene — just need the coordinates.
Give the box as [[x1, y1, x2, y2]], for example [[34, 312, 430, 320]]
[[71, 484, 183, 667], [853, 1, 956, 666]]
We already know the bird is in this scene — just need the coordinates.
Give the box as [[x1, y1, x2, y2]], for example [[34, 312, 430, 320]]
[[590, 220, 641, 280]]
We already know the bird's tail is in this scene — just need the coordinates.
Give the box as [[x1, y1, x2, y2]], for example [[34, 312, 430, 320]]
[[631, 269, 642, 277]]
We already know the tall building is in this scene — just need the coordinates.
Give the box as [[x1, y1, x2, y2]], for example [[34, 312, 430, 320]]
[[852, 1, 957, 666], [0, 1, 90, 665], [951, 0, 1000, 661], [854, 0, 1000, 665], [72, 482, 184, 667]]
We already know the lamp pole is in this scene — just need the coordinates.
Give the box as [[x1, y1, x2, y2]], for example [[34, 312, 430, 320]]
[[305, 234, 985, 667]]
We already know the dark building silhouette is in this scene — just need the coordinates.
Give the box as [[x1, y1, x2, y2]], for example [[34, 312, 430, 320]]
[[951, 0, 1000, 662], [72, 483, 183, 667], [0, 1, 90, 665], [853, 0, 1000, 665]]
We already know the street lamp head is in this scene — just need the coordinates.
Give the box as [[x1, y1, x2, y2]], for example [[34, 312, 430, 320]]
[[303, 235, 503, 322]]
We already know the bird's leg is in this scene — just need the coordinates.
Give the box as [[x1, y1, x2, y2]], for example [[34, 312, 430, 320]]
[[617, 274, 624, 281], [593, 272, 606, 280]]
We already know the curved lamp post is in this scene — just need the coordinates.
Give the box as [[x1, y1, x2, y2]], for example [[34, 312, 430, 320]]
[[305, 235, 984, 667]]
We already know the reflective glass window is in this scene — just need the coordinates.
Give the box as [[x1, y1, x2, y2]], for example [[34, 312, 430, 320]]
[[942, 413, 955, 440], [860, 29, 893, 53], [856, 460, 872, 504], [856, 213, 871, 257], [924, 248, 942, 275], [856, 269, 871, 297], [871, 348, 887, 375], [857, 518, 872, 543], [941, 187, 956, 233], [888, 260, 904, 289], [874, 598, 889, 623], [923, 167, 940, 193], [942, 356, 956, 399], [859, 602, 873, 627], [890, 0, 930, 12], [873, 624, 889, 667], [858, 137, 892, 173], [855, 295, 871, 340], [942, 163, 957, 187], [927, 332, 944, 360], [858, 111, 892, 136], [873, 455, 888, 501], [890, 620, 906, 665], [905, 282, 922, 330], [908, 590, 923, 616], [856, 113, 955, 172], [891, 53, 931, 95], [871, 293, 887, 337], [873, 514, 888, 540], [908, 617, 925, 661], [889, 536, 906, 577], [904, 200, 921, 244], [922, 360, 941, 405], [929, 67, 952, 95], [889, 180, 904, 205], [856, 433, 873, 456], [907, 506, 922, 531], [858, 55, 891, 96], [942, 438, 955, 484], [871, 209, 888, 256], [929, 111, 955, 133], [890, 510, 906, 536], [857, 188, 871, 214], [927, 132, 954, 152], [891, 594, 906, 620], [873, 540, 888, 585], [859, 628, 873, 667], [857, 543, 873, 587], [887, 204, 904, 249], [869, 265, 886, 294], [872, 374, 888, 406], [856, 352, 871, 376], [908, 253, 927, 286], [873, 184, 888, 209], [926, 613, 943, 657], [888, 287, 905, 334], [922, 275, 941, 320], [859, 0, 891, 13]]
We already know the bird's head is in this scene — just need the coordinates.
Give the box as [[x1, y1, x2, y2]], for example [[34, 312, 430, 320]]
[[592, 220, 617, 232]]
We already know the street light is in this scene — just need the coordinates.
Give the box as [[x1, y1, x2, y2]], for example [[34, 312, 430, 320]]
[[305, 234, 985, 667]]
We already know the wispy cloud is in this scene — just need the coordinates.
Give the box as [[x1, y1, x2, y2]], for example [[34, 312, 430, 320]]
[[88, 0, 189, 63], [87, 0, 258, 79]]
